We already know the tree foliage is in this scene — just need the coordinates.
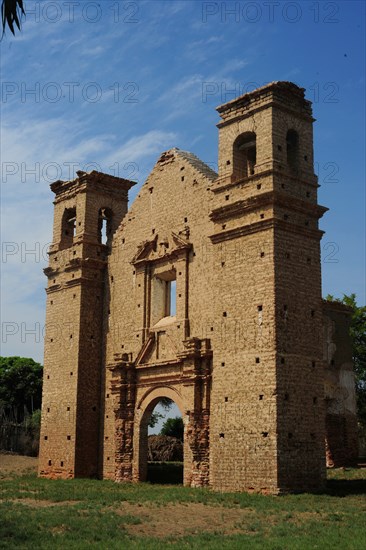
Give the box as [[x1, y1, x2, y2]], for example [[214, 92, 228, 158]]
[[160, 416, 184, 441], [326, 294, 366, 424], [148, 398, 173, 428], [0, 356, 43, 422], [1, 0, 25, 37]]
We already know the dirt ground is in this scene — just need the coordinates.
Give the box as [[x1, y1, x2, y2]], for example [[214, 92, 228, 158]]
[[0, 452, 38, 474]]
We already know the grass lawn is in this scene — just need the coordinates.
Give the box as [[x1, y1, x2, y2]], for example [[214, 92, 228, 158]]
[[0, 464, 365, 549]]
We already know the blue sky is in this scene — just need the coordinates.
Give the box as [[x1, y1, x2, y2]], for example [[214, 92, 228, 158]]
[[1, 0, 365, 377]]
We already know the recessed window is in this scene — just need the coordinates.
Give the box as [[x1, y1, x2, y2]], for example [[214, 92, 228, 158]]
[[67, 436, 71, 440], [151, 271, 177, 323], [256, 357, 260, 363]]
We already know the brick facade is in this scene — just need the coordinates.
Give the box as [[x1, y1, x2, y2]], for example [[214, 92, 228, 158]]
[[39, 82, 358, 492]]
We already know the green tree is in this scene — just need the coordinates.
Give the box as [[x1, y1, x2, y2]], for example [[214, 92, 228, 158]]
[[160, 416, 184, 441], [0, 356, 43, 422], [326, 294, 366, 424], [148, 397, 173, 428], [1, 0, 25, 36]]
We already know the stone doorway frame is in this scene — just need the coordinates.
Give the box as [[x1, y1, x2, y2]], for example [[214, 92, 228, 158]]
[[109, 337, 212, 487]]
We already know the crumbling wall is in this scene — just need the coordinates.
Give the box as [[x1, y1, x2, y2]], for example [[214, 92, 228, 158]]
[[323, 300, 359, 466]]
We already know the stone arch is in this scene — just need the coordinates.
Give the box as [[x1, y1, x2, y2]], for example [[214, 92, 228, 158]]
[[232, 131, 257, 180], [133, 385, 193, 485]]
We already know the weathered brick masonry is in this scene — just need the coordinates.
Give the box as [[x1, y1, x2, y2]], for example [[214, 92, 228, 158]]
[[39, 82, 358, 492]]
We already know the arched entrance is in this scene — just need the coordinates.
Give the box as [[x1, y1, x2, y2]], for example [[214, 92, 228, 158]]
[[134, 387, 186, 484]]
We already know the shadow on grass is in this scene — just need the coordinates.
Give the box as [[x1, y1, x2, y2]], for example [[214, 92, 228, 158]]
[[324, 478, 366, 497], [147, 461, 183, 485]]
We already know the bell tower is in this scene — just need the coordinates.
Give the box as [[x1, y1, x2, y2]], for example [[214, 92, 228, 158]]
[[39, 170, 135, 479], [209, 82, 328, 492]]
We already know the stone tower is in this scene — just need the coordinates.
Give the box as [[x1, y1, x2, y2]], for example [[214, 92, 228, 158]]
[[208, 82, 328, 491], [38, 171, 135, 478]]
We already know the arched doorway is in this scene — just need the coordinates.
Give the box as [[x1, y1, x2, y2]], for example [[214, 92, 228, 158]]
[[147, 398, 183, 484], [133, 387, 192, 485]]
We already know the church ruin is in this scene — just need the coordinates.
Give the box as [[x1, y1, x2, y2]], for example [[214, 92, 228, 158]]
[[38, 81, 358, 493]]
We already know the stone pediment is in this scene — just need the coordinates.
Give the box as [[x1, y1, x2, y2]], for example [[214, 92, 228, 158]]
[[131, 231, 192, 266]]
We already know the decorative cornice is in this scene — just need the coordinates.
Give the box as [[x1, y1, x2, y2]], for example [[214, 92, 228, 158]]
[[212, 168, 318, 194], [210, 191, 327, 223], [209, 218, 325, 244]]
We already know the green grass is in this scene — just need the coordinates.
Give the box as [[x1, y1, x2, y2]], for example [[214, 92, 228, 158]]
[[0, 468, 365, 549]]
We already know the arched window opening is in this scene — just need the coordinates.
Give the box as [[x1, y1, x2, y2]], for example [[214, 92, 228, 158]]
[[143, 397, 183, 484], [60, 207, 76, 249], [233, 132, 256, 180], [98, 208, 113, 245], [286, 129, 299, 170]]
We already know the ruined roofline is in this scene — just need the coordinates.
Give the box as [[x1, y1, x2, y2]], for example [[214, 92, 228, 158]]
[[50, 170, 137, 195], [173, 148, 218, 181], [322, 298, 354, 314], [216, 80, 311, 117]]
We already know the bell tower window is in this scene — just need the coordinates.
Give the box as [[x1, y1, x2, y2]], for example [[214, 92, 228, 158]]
[[98, 208, 113, 245], [60, 207, 76, 248], [233, 132, 256, 180], [286, 129, 299, 170]]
